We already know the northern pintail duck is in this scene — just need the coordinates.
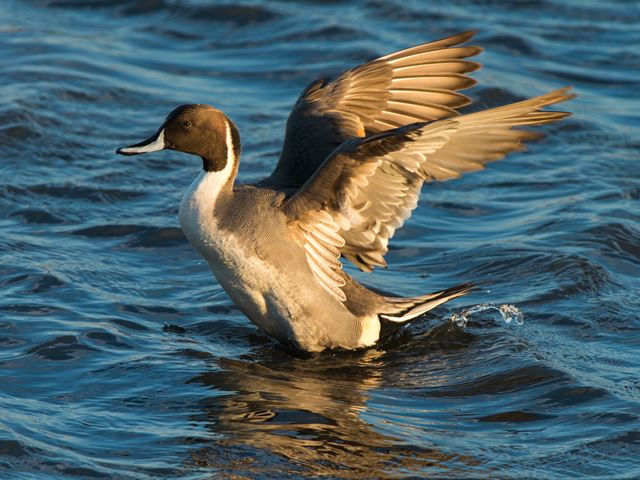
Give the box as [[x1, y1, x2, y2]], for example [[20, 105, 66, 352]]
[[117, 32, 573, 352]]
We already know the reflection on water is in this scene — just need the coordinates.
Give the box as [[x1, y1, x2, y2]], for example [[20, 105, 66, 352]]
[[189, 327, 484, 477]]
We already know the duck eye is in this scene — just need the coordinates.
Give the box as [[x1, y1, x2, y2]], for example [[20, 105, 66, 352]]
[[183, 121, 191, 127]]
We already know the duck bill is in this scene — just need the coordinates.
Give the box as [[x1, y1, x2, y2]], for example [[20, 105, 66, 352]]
[[116, 129, 166, 156]]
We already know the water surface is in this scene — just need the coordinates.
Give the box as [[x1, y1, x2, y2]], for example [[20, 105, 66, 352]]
[[1, 0, 639, 478]]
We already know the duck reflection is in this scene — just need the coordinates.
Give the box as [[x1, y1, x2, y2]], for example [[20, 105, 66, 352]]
[[187, 321, 482, 477]]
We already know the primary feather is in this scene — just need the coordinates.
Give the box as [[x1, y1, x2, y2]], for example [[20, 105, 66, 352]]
[[283, 88, 574, 296]]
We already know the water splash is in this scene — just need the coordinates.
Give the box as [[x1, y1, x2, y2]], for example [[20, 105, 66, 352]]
[[449, 304, 524, 328]]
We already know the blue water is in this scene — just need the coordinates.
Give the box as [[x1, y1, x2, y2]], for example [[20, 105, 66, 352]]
[[1, 0, 639, 478]]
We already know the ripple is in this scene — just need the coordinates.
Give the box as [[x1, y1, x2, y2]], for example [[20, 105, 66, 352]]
[[483, 34, 537, 55], [27, 335, 98, 361], [0, 336, 27, 348], [477, 410, 555, 423], [55, 466, 110, 479], [364, 1, 446, 21], [124, 226, 187, 248], [0, 107, 54, 145], [110, 318, 149, 331], [0, 439, 29, 458], [533, 429, 640, 477], [48, 0, 281, 26], [26, 273, 66, 294], [538, 67, 638, 86], [9, 208, 64, 224], [86, 331, 132, 349], [0, 124, 41, 141], [51, 84, 131, 104], [6, 184, 146, 203], [280, 25, 370, 42], [71, 224, 148, 237], [430, 365, 567, 397], [141, 26, 204, 41], [0, 304, 68, 316], [468, 249, 613, 297], [119, 303, 180, 315], [580, 223, 640, 263], [47, 0, 138, 9], [180, 4, 280, 25], [469, 87, 527, 111], [536, 385, 610, 408]]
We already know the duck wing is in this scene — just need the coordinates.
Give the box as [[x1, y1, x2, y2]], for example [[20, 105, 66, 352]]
[[281, 88, 574, 299], [260, 31, 481, 190]]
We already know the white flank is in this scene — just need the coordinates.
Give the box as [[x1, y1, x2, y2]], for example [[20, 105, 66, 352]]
[[358, 315, 381, 347], [119, 129, 166, 154]]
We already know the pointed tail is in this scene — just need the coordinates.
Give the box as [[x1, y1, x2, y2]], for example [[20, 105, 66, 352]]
[[379, 282, 475, 323]]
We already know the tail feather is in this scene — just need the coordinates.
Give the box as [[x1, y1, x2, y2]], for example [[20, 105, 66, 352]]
[[379, 282, 475, 323]]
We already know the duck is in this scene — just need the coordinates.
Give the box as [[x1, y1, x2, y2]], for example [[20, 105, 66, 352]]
[[116, 31, 573, 352]]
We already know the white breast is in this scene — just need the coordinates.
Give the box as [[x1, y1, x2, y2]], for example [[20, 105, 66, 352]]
[[179, 170, 221, 252], [178, 170, 298, 341]]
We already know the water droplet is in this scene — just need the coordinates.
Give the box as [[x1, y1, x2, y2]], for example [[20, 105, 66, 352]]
[[449, 304, 524, 328]]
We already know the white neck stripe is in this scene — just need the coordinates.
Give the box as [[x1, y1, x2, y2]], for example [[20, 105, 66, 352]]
[[224, 119, 236, 167]]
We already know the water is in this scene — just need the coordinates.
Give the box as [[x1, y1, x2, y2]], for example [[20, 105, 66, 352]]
[[1, 0, 639, 478], [449, 304, 525, 328]]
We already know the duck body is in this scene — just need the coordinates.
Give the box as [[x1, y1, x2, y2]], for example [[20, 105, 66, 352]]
[[179, 172, 380, 351], [117, 31, 574, 352]]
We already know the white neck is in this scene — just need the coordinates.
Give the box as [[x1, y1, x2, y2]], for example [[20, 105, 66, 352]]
[[178, 119, 237, 244]]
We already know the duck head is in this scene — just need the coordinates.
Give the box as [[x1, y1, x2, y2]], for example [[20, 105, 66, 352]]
[[116, 104, 241, 172]]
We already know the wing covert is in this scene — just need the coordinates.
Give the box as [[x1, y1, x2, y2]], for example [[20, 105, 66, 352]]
[[262, 31, 482, 189]]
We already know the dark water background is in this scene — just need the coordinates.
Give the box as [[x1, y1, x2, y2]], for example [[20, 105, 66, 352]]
[[1, 0, 639, 478]]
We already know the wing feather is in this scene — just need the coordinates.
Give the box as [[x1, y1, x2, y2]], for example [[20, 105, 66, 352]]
[[262, 31, 481, 189], [285, 88, 574, 283], [297, 210, 347, 301]]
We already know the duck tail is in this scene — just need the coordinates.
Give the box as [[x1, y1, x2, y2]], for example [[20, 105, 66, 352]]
[[378, 282, 475, 323]]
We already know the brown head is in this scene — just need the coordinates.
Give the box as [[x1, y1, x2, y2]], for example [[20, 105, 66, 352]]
[[116, 104, 241, 172]]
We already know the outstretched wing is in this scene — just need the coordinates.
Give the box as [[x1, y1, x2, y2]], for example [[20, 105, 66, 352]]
[[261, 31, 482, 189], [282, 88, 574, 299]]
